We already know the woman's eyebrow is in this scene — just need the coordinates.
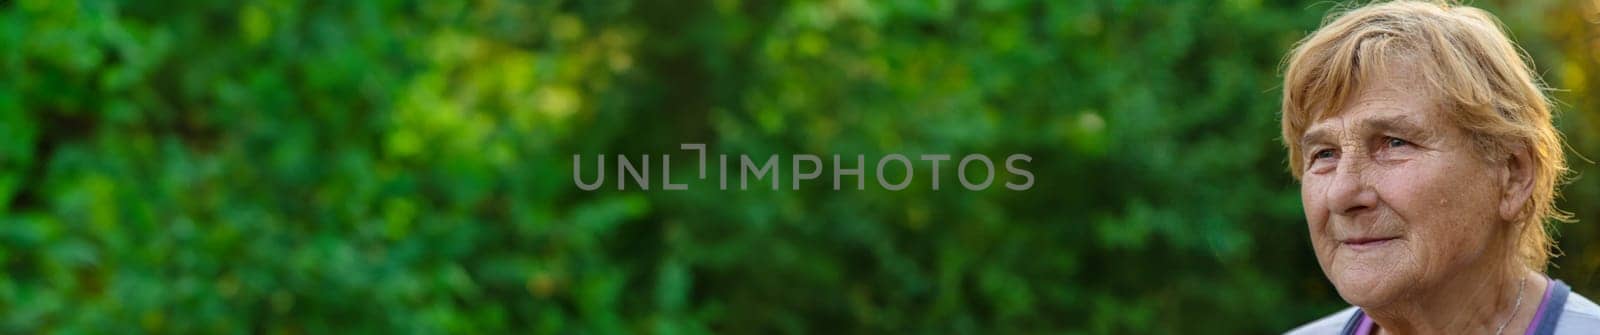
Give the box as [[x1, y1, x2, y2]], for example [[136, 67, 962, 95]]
[[1299, 115, 1431, 148], [1299, 128, 1332, 148], [1363, 115, 1431, 138]]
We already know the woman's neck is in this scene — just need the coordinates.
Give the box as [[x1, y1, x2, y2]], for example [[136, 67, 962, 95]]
[[1364, 259, 1547, 334]]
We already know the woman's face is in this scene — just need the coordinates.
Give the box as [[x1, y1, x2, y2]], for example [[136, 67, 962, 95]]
[[1298, 68, 1508, 308]]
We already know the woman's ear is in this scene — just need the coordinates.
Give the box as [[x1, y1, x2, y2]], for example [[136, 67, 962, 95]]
[[1500, 144, 1535, 223]]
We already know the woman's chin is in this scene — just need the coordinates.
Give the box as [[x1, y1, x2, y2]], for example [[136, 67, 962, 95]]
[[1330, 268, 1411, 308]]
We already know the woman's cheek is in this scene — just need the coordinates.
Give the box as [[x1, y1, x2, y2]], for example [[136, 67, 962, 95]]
[[1301, 177, 1334, 242]]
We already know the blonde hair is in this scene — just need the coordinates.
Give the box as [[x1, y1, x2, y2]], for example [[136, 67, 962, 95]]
[[1280, 0, 1572, 271]]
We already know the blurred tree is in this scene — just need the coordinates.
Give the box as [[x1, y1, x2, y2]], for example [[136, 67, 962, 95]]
[[0, 0, 1594, 334]]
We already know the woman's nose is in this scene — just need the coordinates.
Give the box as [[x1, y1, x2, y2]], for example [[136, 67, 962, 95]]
[[1326, 157, 1379, 216]]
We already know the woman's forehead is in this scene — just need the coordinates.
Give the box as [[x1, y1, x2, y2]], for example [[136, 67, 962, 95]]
[[1301, 89, 1447, 145], [1311, 64, 1442, 127], [1343, 84, 1437, 118]]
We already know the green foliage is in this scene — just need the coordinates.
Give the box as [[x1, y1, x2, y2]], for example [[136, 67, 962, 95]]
[[0, 0, 1596, 333]]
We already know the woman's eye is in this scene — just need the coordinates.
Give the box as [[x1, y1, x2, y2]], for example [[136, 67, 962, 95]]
[[1385, 137, 1410, 148], [1313, 149, 1335, 160]]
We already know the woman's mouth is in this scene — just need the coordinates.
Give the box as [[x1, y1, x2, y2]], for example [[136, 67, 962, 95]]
[[1340, 237, 1399, 250]]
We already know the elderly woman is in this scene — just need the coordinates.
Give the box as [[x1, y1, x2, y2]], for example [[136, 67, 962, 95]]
[[1282, 1, 1600, 334]]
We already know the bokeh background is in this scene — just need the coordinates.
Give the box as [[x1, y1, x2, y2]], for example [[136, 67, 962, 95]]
[[2, 0, 1598, 333]]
